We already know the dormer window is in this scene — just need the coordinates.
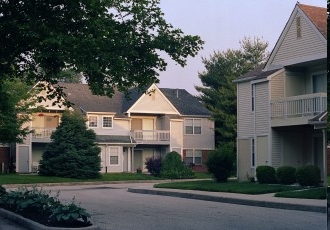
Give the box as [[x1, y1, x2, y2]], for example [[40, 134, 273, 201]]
[[296, 17, 301, 38]]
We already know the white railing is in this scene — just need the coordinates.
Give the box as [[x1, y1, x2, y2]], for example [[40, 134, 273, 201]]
[[32, 128, 56, 139], [270, 93, 327, 118], [131, 130, 170, 143]]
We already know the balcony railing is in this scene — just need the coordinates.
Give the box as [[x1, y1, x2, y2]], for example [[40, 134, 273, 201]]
[[270, 93, 327, 118], [131, 130, 170, 144], [32, 128, 56, 141]]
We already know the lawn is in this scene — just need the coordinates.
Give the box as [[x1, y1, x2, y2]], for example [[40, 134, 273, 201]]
[[275, 187, 326, 199], [0, 172, 211, 185], [154, 180, 302, 195], [0, 173, 163, 185]]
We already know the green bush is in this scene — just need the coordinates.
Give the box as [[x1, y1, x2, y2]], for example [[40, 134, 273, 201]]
[[160, 151, 194, 179], [0, 186, 91, 227], [38, 111, 101, 179], [296, 165, 321, 186], [206, 146, 234, 183], [256, 165, 277, 184], [275, 166, 296, 185]]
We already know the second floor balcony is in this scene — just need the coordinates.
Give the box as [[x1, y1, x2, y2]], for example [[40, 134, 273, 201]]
[[32, 128, 56, 142], [131, 130, 170, 145], [270, 93, 327, 127]]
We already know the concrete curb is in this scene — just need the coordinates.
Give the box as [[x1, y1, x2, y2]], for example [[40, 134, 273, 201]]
[[0, 208, 101, 230], [127, 188, 326, 213]]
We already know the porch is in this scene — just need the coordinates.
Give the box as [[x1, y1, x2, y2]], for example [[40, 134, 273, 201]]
[[31, 128, 56, 142], [270, 93, 327, 127], [131, 130, 170, 145]]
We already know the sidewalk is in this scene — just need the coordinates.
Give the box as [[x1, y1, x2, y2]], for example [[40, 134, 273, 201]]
[[127, 184, 327, 213]]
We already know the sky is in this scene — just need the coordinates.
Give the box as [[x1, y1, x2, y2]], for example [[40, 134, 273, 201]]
[[156, 0, 326, 95]]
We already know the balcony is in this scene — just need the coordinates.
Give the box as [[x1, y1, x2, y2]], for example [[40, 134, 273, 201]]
[[32, 128, 56, 142], [131, 130, 170, 145], [270, 93, 327, 127]]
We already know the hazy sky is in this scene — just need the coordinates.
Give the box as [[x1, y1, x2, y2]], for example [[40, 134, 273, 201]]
[[156, 0, 326, 95]]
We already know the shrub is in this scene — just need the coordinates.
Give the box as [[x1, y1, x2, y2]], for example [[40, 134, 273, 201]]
[[145, 157, 162, 176], [206, 146, 234, 183], [275, 166, 296, 185], [0, 186, 91, 227], [160, 151, 194, 179], [38, 111, 101, 179], [256, 165, 277, 184], [296, 165, 321, 186]]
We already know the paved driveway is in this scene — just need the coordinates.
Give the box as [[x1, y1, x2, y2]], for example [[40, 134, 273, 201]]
[[40, 183, 326, 230]]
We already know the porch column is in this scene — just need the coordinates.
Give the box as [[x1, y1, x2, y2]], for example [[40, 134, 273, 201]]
[[127, 147, 131, 172], [131, 147, 134, 172]]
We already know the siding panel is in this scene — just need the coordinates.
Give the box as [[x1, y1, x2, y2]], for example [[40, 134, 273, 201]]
[[270, 72, 284, 99], [237, 82, 254, 137], [255, 82, 269, 134]]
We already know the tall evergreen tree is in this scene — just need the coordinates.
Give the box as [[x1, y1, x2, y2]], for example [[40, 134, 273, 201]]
[[196, 37, 269, 147], [39, 111, 101, 179]]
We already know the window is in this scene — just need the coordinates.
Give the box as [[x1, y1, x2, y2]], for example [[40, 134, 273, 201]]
[[251, 139, 255, 167], [296, 17, 301, 38], [102, 116, 113, 128], [185, 119, 202, 135], [109, 147, 119, 165], [184, 149, 203, 165], [251, 84, 255, 111], [88, 116, 98, 127]]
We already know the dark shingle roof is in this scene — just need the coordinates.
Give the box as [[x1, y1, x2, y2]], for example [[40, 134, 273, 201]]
[[298, 4, 327, 38], [234, 64, 282, 83], [59, 83, 210, 117], [160, 88, 211, 116], [59, 83, 125, 114]]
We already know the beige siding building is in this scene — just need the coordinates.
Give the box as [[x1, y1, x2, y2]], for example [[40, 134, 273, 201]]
[[15, 83, 214, 173], [235, 3, 327, 183]]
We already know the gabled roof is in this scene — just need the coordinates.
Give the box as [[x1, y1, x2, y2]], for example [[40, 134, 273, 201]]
[[263, 3, 326, 71], [298, 4, 327, 38], [59, 83, 210, 117]]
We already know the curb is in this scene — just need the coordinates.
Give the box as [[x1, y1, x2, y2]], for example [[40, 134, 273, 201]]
[[0, 208, 101, 230], [127, 188, 326, 213]]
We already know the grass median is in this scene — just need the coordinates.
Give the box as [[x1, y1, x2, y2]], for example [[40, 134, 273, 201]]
[[154, 180, 326, 199]]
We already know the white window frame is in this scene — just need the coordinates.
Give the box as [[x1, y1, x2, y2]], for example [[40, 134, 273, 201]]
[[88, 115, 98, 128], [184, 149, 203, 165], [184, 118, 202, 135], [109, 147, 119, 165], [102, 116, 113, 129]]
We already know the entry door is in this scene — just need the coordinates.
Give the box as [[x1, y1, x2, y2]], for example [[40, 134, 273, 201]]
[[313, 136, 323, 179], [134, 150, 142, 171], [18, 146, 30, 173]]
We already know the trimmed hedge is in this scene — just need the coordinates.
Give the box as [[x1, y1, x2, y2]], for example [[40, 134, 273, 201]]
[[256, 165, 277, 184], [296, 165, 321, 186], [160, 151, 194, 179], [206, 146, 234, 183], [275, 166, 296, 185]]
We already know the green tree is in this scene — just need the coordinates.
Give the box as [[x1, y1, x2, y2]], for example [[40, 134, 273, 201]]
[[0, 0, 203, 95], [0, 79, 41, 144], [196, 37, 269, 147], [38, 111, 101, 179], [0, 0, 203, 143]]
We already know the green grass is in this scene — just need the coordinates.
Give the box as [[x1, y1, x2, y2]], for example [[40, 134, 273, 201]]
[[275, 187, 326, 199], [0, 173, 163, 185], [154, 180, 301, 195]]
